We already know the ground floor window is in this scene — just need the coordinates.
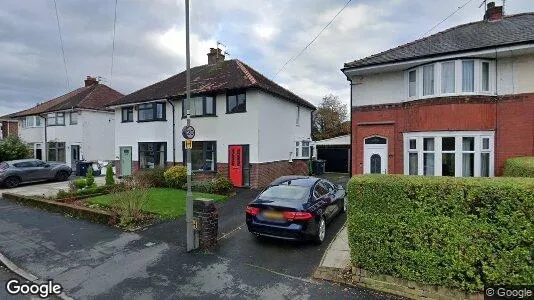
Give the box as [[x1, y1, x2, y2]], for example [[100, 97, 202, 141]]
[[184, 141, 216, 171], [404, 131, 494, 177], [47, 142, 66, 162], [139, 142, 167, 169], [295, 140, 311, 159]]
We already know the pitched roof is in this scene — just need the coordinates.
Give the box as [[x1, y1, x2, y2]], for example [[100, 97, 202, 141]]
[[10, 84, 124, 118], [344, 13, 534, 69], [108, 59, 316, 110]]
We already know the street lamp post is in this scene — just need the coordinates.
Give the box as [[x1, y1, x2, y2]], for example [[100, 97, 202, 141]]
[[184, 0, 194, 252]]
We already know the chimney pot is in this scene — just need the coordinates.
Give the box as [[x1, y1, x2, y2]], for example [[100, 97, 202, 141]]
[[207, 48, 225, 65], [484, 1, 503, 21], [84, 76, 98, 87]]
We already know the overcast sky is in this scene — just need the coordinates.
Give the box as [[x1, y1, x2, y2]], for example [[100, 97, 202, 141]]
[[1, 0, 533, 116]]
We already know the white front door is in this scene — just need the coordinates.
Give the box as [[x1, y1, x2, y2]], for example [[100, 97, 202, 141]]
[[363, 138, 388, 174]]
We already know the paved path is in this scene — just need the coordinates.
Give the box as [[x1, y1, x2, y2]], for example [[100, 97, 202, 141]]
[[1, 177, 107, 198], [0, 191, 396, 299]]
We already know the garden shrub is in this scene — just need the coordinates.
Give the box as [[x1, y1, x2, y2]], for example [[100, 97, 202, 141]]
[[0, 136, 32, 162], [133, 167, 166, 188], [72, 178, 87, 190], [347, 175, 534, 292], [212, 175, 234, 195], [183, 180, 213, 194], [503, 156, 534, 177], [164, 165, 187, 188], [86, 167, 95, 187], [109, 180, 149, 226], [105, 164, 115, 186]]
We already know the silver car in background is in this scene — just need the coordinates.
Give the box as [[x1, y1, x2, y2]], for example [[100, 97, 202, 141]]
[[0, 159, 72, 188]]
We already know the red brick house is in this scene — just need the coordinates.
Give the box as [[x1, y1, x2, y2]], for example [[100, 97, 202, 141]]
[[343, 2, 534, 177]]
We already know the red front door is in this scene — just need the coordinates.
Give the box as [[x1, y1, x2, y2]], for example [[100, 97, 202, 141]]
[[229, 145, 243, 187]]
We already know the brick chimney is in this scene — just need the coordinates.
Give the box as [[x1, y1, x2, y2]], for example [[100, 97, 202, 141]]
[[207, 48, 225, 65], [484, 2, 504, 21], [84, 76, 98, 87]]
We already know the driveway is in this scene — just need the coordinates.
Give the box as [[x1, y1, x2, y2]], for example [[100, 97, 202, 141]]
[[1, 176, 107, 198], [0, 183, 396, 299]]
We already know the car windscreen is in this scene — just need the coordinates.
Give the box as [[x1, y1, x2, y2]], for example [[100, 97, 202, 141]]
[[259, 185, 309, 201]]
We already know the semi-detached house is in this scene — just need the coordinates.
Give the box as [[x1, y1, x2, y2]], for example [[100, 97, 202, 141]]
[[343, 2, 534, 177], [10, 77, 123, 169], [109, 48, 316, 188]]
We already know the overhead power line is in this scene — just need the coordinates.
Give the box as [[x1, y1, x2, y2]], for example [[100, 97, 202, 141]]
[[420, 0, 476, 38], [275, 0, 352, 77], [53, 0, 70, 89], [110, 0, 118, 86]]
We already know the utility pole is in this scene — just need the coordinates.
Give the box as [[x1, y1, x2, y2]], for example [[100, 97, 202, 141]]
[[185, 0, 194, 252]]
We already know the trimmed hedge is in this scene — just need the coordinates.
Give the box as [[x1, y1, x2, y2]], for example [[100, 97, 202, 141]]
[[503, 157, 534, 177], [347, 175, 534, 292]]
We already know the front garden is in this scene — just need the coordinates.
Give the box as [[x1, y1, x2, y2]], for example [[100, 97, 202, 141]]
[[346, 163, 534, 296], [46, 164, 234, 229]]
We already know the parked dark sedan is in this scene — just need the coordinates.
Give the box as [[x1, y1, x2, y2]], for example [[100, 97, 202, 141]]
[[0, 159, 72, 188], [245, 176, 347, 244]]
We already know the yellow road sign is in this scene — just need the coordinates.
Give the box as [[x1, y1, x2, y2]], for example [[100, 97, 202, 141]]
[[185, 139, 193, 149]]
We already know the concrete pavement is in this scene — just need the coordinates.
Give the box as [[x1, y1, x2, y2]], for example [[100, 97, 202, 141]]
[[0, 192, 397, 299], [318, 225, 350, 269]]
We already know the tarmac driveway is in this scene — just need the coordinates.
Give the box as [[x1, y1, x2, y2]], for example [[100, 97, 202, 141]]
[[0, 174, 396, 299]]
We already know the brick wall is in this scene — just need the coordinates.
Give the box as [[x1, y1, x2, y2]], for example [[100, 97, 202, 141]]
[[1, 121, 18, 139], [351, 93, 534, 176], [250, 159, 309, 188]]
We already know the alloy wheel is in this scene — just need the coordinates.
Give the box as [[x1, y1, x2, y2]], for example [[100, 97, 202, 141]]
[[343, 196, 347, 212], [318, 217, 326, 242]]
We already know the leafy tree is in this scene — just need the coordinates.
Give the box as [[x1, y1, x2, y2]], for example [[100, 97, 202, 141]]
[[0, 136, 32, 162], [312, 94, 349, 140], [86, 166, 95, 187]]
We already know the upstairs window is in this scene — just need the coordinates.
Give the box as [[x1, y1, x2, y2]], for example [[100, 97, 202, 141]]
[[22, 116, 42, 128], [462, 60, 475, 92], [47, 112, 65, 126], [408, 70, 417, 97], [226, 91, 246, 113], [122, 107, 134, 122], [423, 65, 434, 96], [138, 102, 166, 122], [441, 62, 455, 94], [482, 62, 490, 92], [70, 112, 78, 125], [182, 96, 216, 117]]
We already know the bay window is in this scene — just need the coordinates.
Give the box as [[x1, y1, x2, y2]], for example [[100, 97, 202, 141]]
[[404, 132, 494, 177], [22, 116, 42, 128], [406, 59, 493, 99]]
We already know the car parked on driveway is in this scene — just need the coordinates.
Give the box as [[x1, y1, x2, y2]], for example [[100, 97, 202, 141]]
[[0, 159, 72, 188], [245, 176, 347, 244]]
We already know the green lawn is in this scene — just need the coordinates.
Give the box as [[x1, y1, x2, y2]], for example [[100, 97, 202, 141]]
[[88, 188, 228, 219]]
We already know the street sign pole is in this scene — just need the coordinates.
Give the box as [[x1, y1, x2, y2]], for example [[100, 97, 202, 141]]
[[185, 0, 194, 252]]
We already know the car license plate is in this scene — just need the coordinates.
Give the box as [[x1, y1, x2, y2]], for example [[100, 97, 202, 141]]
[[263, 211, 284, 220]]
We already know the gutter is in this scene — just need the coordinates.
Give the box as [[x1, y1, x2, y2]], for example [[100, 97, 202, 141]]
[[166, 99, 176, 165]]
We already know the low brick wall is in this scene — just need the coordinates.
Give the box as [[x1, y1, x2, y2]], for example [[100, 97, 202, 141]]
[[3, 193, 116, 225], [250, 159, 309, 188], [313, 266, 485, 300]]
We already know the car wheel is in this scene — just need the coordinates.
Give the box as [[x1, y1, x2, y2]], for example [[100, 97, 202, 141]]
[[3, 176, 21, 188], [342, 196, 347, 213], [55, 171, 70, 181], [314, 216, 326, 245]]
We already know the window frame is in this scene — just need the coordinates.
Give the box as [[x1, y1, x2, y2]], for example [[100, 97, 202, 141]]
[[422, 64, 435, 96], [408, 69, 417, 98], [46, 112, 65, 126], [182, 141, 217, 172], [121, 106, 134, 122], [137, 102, 166, 122], [294, 140, 311, 159], [70, 112, 78, 125], [440, 61, 456, 94], [404, 131, 494, 177], [21, 116, 43, 128], [226, 90, 247, 114], [138, 142, 167, 169], [461, 60, 475, 93], [181, 95, 216, 118], [47, 142, 66, 162]]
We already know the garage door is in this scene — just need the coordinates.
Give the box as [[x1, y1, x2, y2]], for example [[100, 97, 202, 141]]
[[317, 145, 350, 173]]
